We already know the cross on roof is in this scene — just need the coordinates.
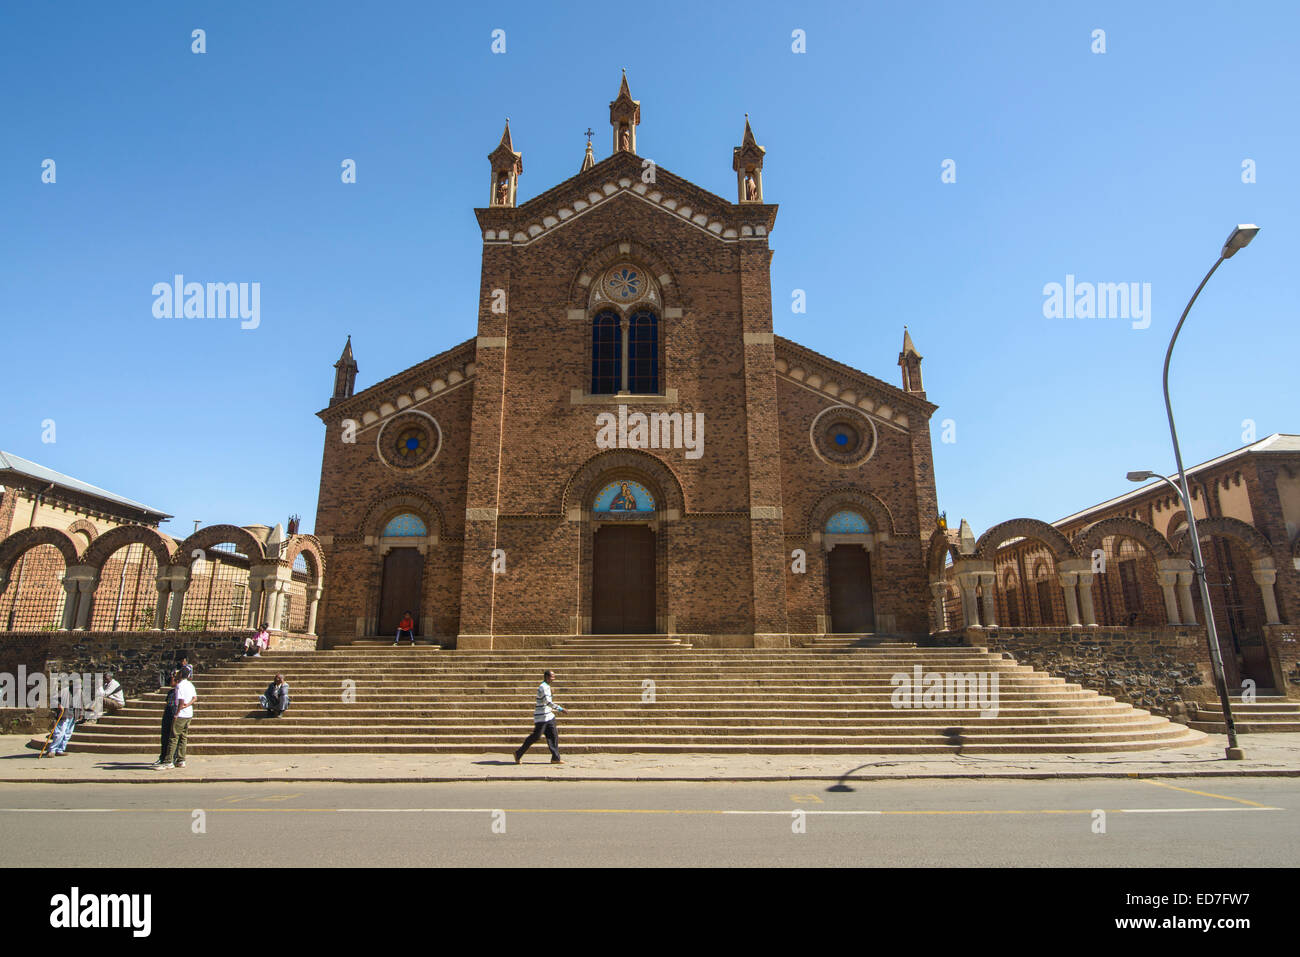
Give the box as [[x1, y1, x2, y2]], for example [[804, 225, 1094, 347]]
[[584, 127, 594, 141]]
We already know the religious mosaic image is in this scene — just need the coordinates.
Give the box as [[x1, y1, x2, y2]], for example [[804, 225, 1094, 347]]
[[592, 479, 656, 513]]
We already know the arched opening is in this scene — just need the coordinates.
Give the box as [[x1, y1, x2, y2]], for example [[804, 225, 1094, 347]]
[[281, 553, 312, 633], [183, 541, 252, 631], [823, 509, 875, 633], [590, 480, 657, 634], [89, 542, 159, 631], [377, 512, 426, 637], [0, 543, 68, 631]]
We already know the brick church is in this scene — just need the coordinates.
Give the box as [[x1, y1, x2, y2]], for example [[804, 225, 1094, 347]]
[[313, 75, 940, 648]]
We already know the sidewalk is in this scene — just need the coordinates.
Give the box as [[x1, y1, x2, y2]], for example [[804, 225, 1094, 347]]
[[3, 734, 1300, 783]]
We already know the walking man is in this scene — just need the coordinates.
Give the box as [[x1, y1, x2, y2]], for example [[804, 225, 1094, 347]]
[[514, 670, 565, 765], [156, 665, 196, 769], [157, 670, 179, 765]]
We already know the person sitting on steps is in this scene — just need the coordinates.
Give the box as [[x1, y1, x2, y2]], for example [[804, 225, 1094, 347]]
[[394, 611, 415, 646], [259, 674, 290, 717], [239, 623, 271, 659]]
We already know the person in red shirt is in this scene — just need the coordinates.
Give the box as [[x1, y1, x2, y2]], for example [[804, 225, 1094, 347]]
[[394, 611, 415, 645]]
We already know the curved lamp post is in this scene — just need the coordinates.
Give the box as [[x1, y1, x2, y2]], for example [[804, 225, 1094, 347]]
[[1128, 224, 1258, 760]]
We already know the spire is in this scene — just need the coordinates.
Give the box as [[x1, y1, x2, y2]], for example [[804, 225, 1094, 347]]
[[609, 69, 641, 154], [898, 326, 924, 393], [732, 113, 766, 203], [331, 335, 358, 405], [580, 128, 595, 172], [488, 118, 523, 208]]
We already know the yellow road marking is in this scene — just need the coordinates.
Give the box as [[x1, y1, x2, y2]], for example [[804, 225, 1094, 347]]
[[0, 805, 1282, 815], [790, 793, 823, 804], [1142, 779, 1276, 808]]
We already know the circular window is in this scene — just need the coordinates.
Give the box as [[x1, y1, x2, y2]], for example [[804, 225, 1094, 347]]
[[603, 264, 647, 304], [377, 411, 442, 472], [810, 405, 877, 468]]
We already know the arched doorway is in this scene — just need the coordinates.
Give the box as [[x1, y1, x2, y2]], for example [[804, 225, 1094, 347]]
[[377, 513, 426, 636], [590, 480, 656, 634], [823, 509, 876, 633]]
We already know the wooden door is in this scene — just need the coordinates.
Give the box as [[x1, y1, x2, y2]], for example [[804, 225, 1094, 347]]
[[828, 545, 875, 633], [592, 525, 656, 634], [378, 548, 423, 636]]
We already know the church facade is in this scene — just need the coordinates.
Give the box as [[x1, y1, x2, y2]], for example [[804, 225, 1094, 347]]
[[312, 77, 940, 647]]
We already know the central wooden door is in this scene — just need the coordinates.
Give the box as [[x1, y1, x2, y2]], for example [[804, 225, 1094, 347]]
[[378, 548, 423, 636], [828, 544, 875, 633], [592, 525, 656, 634]]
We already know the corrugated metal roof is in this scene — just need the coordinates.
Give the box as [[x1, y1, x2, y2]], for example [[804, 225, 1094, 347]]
[[0, 451, 171, 520]]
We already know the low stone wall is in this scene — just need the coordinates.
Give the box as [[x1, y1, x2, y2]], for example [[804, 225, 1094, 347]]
[[951, 625, 1215, 716], [0, 630, 317, 699], [0, 708, 53, 735]]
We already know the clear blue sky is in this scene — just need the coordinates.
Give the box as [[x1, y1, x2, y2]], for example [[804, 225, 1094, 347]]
[[2, 1, 1295, 537]]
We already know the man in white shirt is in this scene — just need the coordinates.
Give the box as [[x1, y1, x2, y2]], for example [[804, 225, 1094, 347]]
[[87, 670, 125, 723], [156, 665, 196, 769], [514, 670, 565, 764]]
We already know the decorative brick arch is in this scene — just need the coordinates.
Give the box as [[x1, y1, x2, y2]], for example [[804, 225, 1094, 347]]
[[973, 518, 1077, 561], [0, 526, 80, 589], [1171, 516, 1272, 561], [84, 525, 175, 573], [284, 534, 326, 585], [925, 527, 960, 579], [65, 519, 99, 546], [1074, 516, 1174, 560], [806, 487, 896, 541], [360, 489, 445, 540], [562, 449, 686, 515], [566, 238, 684, 313], [174, 524, 266, 564]]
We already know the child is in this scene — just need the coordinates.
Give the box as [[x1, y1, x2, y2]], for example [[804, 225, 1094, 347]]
[[394, 611, 415, 645]]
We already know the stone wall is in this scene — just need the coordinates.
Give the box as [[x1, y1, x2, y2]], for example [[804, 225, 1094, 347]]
[[0, 630, 317, 699], [956, 625, 1215, 716]]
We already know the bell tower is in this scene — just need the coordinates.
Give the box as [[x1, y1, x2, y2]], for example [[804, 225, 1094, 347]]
[[488, 119, 523, 208]]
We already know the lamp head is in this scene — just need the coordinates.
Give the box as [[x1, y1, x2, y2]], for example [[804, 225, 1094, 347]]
[[1126, 471, 1157, 482], [1221, 224, 1259, 259]]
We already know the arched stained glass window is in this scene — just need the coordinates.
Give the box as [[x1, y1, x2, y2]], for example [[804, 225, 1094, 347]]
[[627, 311, 659, 394], [591, 311, 620, 395], [825, 510, 870, 534], [382, 513, 427, 537], [593, 480, 656, 513]]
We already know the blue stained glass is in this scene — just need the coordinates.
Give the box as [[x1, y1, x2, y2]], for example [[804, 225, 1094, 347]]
[[383, 513, 428, 537], [405, 437, 419, 450], [593, 480, 655, 513], [834, 433, 849, 446], [825, 510, 869, 534]]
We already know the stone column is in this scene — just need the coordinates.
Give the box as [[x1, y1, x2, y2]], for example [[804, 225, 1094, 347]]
[[953, 560, 993, 629], [59, 578, 79, 631], [167, 581, 189, 630], [1176, 570, 1197, 625], [1076, 571, 1097, 626], [246, 578, 265, 628], [930, 581, 947, 632], [154, 575, 170, 630], [979, 572, 998, 629], [1058, 571, 1081, 627], [1253, 562, 1282, 625], [1155, 558, 1189, 625], [74, 578, 95, 630], [305, 585, 324, 636]]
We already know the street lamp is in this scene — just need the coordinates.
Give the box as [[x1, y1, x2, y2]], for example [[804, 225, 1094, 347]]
[[1139, 223, 1258, 760]]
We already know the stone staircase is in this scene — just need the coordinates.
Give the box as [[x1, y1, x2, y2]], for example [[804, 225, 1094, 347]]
[[65, 642, 1208, 756], [1185, 694, 1300, 733]]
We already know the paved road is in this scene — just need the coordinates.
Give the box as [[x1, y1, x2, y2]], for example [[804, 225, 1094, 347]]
[[0, 777, 1294, 867]]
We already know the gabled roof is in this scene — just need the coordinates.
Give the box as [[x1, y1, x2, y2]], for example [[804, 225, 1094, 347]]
[[0, 451, 171, 521], [1052, 433, 1300, 528], [317, 336, 478, 422], [774, 336, 938, 424]]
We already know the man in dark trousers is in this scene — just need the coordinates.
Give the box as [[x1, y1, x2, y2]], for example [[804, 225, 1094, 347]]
[[514, 670, 565, 765]]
